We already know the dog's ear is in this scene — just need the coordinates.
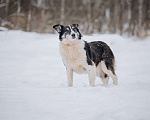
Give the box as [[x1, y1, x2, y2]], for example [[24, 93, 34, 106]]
[[72, 24, 79, 28], [53, 24, 64, 33]]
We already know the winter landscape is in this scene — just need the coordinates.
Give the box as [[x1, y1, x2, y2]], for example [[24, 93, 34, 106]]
[[0, 0, 150, 120], [0, 29, 150, 120]]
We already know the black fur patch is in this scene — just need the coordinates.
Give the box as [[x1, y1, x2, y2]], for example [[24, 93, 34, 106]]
[[104, 74, 108, 78], [84, 41, 115, 70], [84, 41, 93, 65]]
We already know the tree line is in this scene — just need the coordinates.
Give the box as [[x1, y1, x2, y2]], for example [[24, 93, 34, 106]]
[[0, 0, 150, 38]]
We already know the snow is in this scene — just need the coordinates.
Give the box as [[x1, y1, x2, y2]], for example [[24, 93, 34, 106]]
[[0, 30, 150, 120]]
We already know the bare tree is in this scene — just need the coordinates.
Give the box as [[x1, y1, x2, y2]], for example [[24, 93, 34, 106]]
[[16, 0, 20, 29], [113, 0, 119, 33], [26, 0, 32, 31], [60, 0, 65, 25], [137, 0, 147, 39], [138, 0, 142, 29], [87, 0, 92, 34], [5, 0, 9, 17], [127, 0, 131, 36]]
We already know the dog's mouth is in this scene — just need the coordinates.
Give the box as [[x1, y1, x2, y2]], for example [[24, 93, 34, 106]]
[[72, 36, 75, 39], [71, 34, 76, 39]]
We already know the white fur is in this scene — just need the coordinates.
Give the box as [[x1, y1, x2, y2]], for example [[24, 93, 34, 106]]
[[96, 63, 109, 85], [60, 39, 96, 87], [87, 64, 96, 87], [67, 68, 73, 87], [101, 61, 118, 85], [60, 40, 87, 73]]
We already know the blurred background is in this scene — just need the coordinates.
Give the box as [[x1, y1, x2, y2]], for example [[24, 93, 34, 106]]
[[0, 0, 150, 38]]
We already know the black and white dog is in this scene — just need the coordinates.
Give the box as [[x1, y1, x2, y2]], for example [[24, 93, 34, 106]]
[[53, 24, 118, 87]]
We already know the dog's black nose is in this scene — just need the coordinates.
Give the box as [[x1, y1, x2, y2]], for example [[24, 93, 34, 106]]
[[72, 34, 75, 37]]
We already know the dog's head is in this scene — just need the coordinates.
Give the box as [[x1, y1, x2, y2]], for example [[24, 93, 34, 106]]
[[53, 24, 82, 44]]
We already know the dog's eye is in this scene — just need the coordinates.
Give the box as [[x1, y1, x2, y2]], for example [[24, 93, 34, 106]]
[[65, 30, 70, 34], [73, 28, 77, 32]]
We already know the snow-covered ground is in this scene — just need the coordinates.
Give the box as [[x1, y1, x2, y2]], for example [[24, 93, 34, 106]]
[[0, 30, 150, 120]]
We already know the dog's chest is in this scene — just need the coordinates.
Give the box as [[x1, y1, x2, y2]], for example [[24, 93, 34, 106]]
[[60, 42, 87, 73]]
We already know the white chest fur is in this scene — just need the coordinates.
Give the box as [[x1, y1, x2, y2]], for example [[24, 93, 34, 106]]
[[59, 40, 87, 73]]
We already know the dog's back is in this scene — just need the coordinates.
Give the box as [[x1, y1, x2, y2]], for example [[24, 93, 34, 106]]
[[87, 41, 115, 72]]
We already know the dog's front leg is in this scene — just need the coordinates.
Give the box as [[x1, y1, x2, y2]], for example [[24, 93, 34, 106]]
[[66, 68, 73, 87], [87, 65, 96, 87]]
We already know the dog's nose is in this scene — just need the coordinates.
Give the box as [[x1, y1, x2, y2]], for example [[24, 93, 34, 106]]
[[72, 34, 75, 37]]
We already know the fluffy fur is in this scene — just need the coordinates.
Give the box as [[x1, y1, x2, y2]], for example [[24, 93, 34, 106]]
[[53, 24, 118, 87]]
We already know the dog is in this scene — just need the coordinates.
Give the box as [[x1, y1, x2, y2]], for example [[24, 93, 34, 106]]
[[53, 24, 118, 87]]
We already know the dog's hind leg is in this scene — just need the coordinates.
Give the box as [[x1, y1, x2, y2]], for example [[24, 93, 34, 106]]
[[100, 71, 109, 85], [67, 68, 73, 87], [101, 61, 118, 85]]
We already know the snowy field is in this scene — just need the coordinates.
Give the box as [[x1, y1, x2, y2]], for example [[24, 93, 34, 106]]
[[0, 30, 150, 120]]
